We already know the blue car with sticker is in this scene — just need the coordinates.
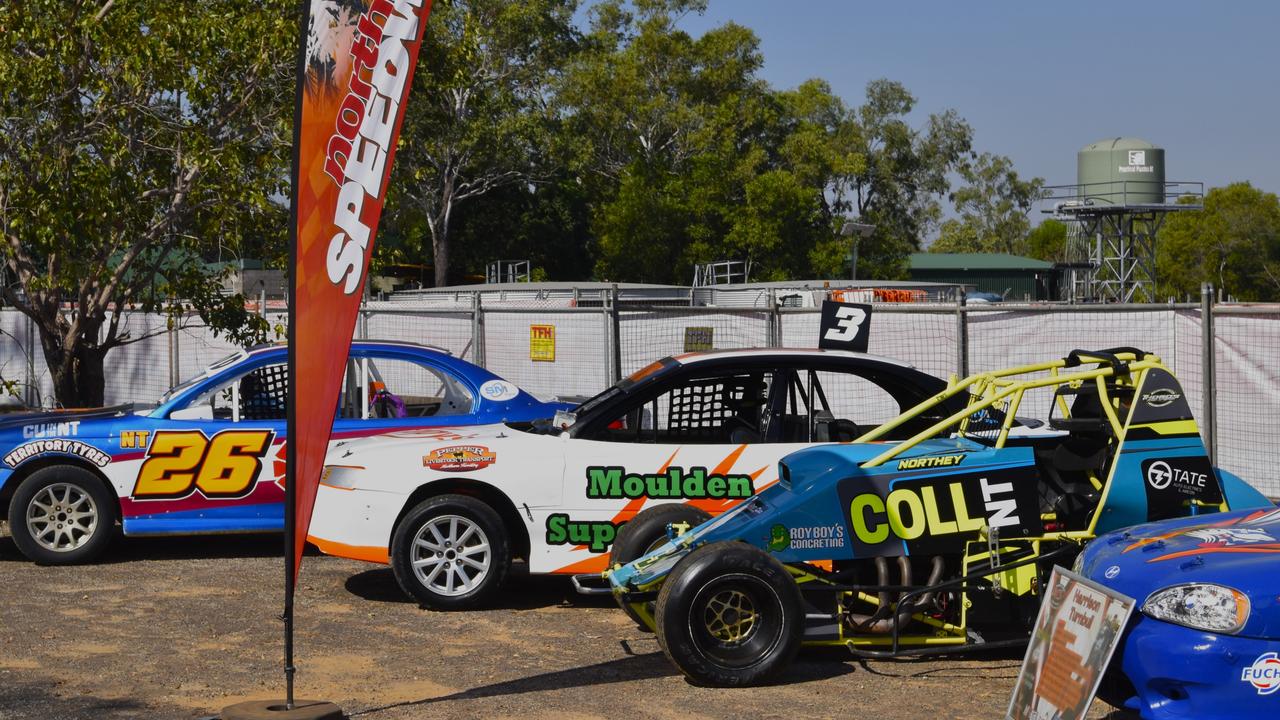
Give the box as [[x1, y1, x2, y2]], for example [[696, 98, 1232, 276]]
[[604, 349, 1272, 687], [1078, 507, 1280, 717], [0, 341, 572, 565]]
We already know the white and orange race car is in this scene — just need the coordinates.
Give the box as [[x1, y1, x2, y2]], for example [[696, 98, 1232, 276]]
[[308, 349, 966, 609]]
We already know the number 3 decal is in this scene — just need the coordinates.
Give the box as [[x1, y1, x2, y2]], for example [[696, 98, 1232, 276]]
[[133, 430, 275, 500], [823, 306, 867, 343]]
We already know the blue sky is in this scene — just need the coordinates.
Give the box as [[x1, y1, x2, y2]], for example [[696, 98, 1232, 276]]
[[667, 0, 1279, 203]]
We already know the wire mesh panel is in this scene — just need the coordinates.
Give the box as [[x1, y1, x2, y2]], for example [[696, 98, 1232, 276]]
[[362, 304, 476, 362], [0, 309, 52, 407], [965, 307, 1181, 420], [617, 308, 772, 377], [174, 314, 245, 398], [779, 306, 959, 381], [96, 311, 179, 406], [481, 309, 609, 401], [1211, 308, 1280, 496]]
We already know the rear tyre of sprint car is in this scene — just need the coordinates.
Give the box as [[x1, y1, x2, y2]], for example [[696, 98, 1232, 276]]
[[7, 465, 117, 565], [609, 503, 712, 630], [654, 541, 802, 687], [390, 494, 510, 610]]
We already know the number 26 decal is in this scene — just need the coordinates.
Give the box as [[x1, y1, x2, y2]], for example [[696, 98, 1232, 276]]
[[132, 430, 275, 500]]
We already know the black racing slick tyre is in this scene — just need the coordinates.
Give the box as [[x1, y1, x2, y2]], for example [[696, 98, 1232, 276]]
[[609, 503, 712, 629], [390, 494, 510, 610], [654, 541, 802, 687], [8, 465, 117, 565]]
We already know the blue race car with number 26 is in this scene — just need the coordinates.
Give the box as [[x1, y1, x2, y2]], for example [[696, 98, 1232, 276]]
[[0, 341, 570, 565]]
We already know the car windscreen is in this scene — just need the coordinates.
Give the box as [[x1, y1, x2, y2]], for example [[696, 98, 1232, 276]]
[[573, 356, 680, 417], [158, 350, 246, 403]]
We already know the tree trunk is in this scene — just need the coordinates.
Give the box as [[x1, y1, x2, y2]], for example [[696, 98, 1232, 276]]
[[40, 332, 108, 408], [432, 220, 451, 287]]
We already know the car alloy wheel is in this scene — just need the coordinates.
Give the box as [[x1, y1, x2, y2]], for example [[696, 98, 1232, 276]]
[[409, 514, 492, 597], [26, 482, 99, 553]]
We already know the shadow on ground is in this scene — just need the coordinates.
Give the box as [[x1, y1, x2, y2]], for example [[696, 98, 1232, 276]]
[[344, 647, 855, 719], [0, 679, 194, 720], [343, 563, 616, 610], [0, 532, 327, 565]]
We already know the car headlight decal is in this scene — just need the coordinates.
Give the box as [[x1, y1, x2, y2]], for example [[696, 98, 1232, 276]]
[[320, 465, 366, 490], [1142, 582, 1250, 635]]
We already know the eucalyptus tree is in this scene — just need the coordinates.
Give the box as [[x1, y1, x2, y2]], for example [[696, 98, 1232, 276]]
[[0, 1, 293, 406]]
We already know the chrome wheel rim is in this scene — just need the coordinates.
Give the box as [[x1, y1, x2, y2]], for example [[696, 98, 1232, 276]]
[[26, 483, 98, 553], [410, 514, 490, 597]]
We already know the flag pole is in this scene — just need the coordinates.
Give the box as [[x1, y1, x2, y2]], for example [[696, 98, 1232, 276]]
[[224, 0, 429, 715], [221, 3, 338, 717], [282, 0, 307, 708]]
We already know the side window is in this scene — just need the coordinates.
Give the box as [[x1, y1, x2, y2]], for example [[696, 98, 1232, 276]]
[[352, 357, 474, 419], [812, 370, 902, 428], [777, 370, 899, 442], [594, 373, 774, 444], [179, 363, 289, 422]]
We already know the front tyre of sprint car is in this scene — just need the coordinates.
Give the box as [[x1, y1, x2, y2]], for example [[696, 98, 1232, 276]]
[[609, 503, 713, 629], [7, 465, 118, 565], [654, 541, 802, 687], [390, 493, 511, 610]]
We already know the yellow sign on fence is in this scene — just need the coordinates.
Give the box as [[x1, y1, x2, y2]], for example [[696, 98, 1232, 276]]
[[530, 324, 556, 362]]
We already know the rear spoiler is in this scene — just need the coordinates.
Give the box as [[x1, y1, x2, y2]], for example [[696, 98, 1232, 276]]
[[0, 404, 135, 431]]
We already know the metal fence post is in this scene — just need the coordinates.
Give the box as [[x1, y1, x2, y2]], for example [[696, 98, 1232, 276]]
[[609, 284, 622, 385], [168, 312, 180, 389], [471, 291, 485, 367], [955, 288, 969, 378], [768, 288, 780, 348], [1201, 282, 1216, 464], [25, 312, 36, 407]]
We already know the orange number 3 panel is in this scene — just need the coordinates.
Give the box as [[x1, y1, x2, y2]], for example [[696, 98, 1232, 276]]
[[133, 430, 275, 500]]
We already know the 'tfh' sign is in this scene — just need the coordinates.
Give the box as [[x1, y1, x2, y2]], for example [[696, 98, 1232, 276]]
[[530, 324, 555, 362]]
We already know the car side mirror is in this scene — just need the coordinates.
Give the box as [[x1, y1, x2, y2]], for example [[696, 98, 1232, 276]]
[[170, 405, 213, 421]]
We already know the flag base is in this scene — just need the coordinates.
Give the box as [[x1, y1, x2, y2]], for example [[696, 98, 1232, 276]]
[[221, 700, 344, 720]]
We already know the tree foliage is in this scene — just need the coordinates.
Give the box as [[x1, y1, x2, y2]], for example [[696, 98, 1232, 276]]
[[0, 0, 292, 406], [390, 0, 580, 286], [845, 80, 972, 278], [928, 153, 1044, 256], [555, 2, 976, 283], [1024, 219, 1068, 263], [1157, 182, 1280, 301]]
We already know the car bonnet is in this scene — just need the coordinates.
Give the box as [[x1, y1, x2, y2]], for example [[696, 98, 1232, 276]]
[[1086, 508, 1280, 638]]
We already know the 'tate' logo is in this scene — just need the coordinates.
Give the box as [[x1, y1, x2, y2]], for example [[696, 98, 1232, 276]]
[[1242, 652, 1280, 695], [1147, 460, 1173, 490]]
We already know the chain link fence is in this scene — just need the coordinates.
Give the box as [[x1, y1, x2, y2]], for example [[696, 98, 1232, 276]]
[[3, 285, 1278, 494]]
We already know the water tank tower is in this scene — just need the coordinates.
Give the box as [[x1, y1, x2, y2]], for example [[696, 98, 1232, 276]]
[[1042, 138, 1202, 303], [1078, 137, 1166, 205]]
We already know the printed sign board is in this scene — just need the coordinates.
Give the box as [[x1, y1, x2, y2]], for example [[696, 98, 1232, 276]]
[[530, 324, 556, 362], [684, 326, 714, 352], [1007, 567, 1135, 720], [818, 300, 872, 352]]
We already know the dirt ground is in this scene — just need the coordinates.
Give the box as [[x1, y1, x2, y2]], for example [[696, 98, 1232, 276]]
[[0, 531, 1134, 720]]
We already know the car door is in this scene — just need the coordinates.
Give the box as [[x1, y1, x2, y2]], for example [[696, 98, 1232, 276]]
[[535, 366, 813, 574], [119, 358, 289, 534]]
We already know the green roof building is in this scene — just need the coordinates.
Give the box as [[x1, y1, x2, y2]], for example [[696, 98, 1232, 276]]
[[908, 253, 1057, 301]]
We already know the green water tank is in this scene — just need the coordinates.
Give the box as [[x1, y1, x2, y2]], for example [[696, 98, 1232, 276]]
[[1077, 137, 1165, 204]]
